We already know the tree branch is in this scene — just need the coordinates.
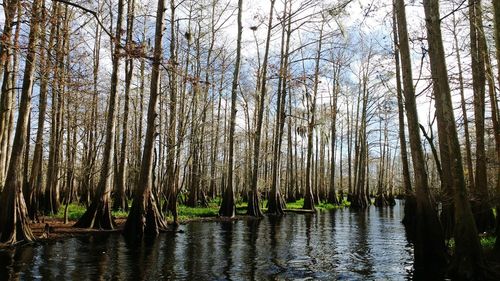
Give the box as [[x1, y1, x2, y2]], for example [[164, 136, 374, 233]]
[[54, 0, 113, 39]]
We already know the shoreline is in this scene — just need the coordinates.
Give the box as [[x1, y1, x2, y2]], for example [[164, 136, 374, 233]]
[[32, 215, 254, 241], [0, 213, 271, 248]]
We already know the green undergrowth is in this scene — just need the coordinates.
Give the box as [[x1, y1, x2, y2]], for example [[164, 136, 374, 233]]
[[285, 198, 349, 210], [479, 236, 496, 249], [52, 203, 129, 221], [175, 200, 247, 221], [50, 196, 348, 223], [447, 236, 496, 251]]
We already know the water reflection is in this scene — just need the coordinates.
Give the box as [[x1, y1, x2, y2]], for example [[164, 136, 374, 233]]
[[0, 203, 414, 280]]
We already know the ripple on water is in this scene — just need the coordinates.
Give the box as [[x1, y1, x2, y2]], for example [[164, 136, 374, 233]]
[[0, 202, 414, 280]]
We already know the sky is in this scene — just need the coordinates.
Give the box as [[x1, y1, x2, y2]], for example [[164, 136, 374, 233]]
[[0, 0, 495, 159]]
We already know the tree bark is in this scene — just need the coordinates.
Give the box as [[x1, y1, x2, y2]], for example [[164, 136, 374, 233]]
[[452, 11, 474, 196], [492, 0, 500, 254], [247, 0, 276, 217], [74, 0, 126, 229], [163, 0, 179, 224], [423, 0, 488, 278], [396, 0, 447, 271], [113, 0, 136, 212], [303, 22, 325, 211], [328, 60, 341, 205], [267, 0, 289, 215], [392, 0, 414, 231], [0, 0, 42, 244], [468, 0, 495, 233], [28, 0, 53, 221], [124, 0, 167, 241], [0, 0, 18, 187], [220, 0, 243, 217]]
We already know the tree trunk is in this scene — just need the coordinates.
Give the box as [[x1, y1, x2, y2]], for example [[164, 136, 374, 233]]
[[468, 0, 495, 233], [423, 0, 488, 278], [286, 94, 296, 202], [303, 22, 326, 211], [267, 0, 290, 215], [163, 0, 179, 224], [45, 3, 68, 216], [220, 0, 243, 217], [0, 0, 42, 244], [114, 0, 136, 212], [396, 0, 447, 271], [393, 7, 415, 229], [247, 0, 276, 217], [28, 0, 53, 221], [346, 98, 352, 201], [374, 116, 388, 207], [351, 52, 370, 209], [452, 11, 474, 197], [124, 0, 167, 241], [0, 0, 18, 187], [492, 0, 500, 253], [328, 61, 341, 205], [74, 0, 126, 229]]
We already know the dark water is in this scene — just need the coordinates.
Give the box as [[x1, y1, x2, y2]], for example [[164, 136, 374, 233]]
[[0, 202, 413, 280]]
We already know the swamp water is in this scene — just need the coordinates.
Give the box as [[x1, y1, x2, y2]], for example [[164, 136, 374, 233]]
[[0, 201, 414, 280]]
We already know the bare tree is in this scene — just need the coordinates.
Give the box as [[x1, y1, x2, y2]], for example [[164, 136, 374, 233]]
[[302, 21, 326, 211], [74, 0, 126, 229], [0, 0, 42, 244], [220, 0, 243, 217], [468, 0, 494, 232], [0, 0, 19, 187], [28, 0, 54, 221], [164, 0, 179, 224], [124, 0, 168, 240], [395, 0, 447, 270], [113, 0, 136, 212], [392, 0, 413, 232], [422, 0, 487, 278]]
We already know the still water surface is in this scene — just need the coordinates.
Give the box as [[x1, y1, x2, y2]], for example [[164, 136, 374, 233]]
[[0, 202, 413, 280]]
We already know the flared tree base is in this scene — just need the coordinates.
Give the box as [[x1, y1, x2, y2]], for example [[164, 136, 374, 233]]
[[0, 190, 35, 244], [374, 194, 389, 207], [440, 204, 454, 240], [74, 197, 115, 230], [302, 192, 316, 211], [471, 200, 495, 233], [448, 256, 495, 281], [402, 194, 417, 243], [387, 193, 396, 206], [350, 194, 369, 209], [448, 225, 495, 280], [247, 191, 264, 217], [162, 190, 178, 225], [123, 194, 167, 243], [413, 202, 447, 274], [267, 191, 285, 216], [219, 188, 235, 217], [327, 190, 340, 205], [347, 193, 353, 203], [186, 190, 198, 208]]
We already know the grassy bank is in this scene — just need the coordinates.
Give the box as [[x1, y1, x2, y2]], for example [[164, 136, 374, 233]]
[[51, 197, 348, 223]]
